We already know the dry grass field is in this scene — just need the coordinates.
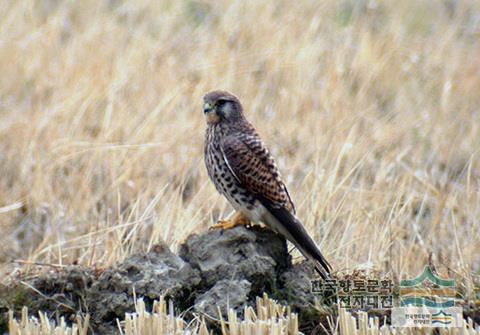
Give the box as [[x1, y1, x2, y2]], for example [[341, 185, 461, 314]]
[[0, 0, 479, 301]]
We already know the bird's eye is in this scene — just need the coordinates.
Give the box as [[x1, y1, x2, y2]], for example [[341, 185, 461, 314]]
[[216, 99, 228, 107]]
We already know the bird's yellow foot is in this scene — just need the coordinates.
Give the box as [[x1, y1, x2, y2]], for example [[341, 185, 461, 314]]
[[211, 212, 250, 230]]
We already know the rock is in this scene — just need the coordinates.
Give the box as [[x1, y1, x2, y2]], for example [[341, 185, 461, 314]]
[[279, 261, 354, 335], [4, 225, 327, 333], [279, 262, 317, 310], [194, 279, 251, 317], [28, 266, 95, 318], [179, 225, 291, 296], [88, 242, 201, 329]]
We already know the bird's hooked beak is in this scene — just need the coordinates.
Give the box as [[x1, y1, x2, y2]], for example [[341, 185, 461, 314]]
[[203, 102, 213, 114], [203, 102, 220, 124]]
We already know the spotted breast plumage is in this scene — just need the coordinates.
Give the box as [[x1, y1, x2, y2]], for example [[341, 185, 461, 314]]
[[203, 90, 332, 279]]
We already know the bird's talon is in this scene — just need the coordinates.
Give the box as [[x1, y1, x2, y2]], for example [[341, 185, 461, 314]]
[[210, 214, 251, 230], [210, 219, 235, 230]]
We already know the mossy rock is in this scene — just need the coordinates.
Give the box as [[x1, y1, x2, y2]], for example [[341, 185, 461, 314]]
[[0, 283, 34, 333]]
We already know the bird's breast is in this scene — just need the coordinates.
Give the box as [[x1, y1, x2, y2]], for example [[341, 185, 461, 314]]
[[204, 128, 258, 213]]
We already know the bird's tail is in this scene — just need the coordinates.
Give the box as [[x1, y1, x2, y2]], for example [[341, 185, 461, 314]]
[[258, 197, 332, 279]]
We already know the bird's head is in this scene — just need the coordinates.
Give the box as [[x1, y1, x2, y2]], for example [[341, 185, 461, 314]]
[[203, 90, 244, 125]]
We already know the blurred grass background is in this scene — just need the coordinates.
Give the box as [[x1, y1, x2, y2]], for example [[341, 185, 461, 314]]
[[0, 0, 479, 297]]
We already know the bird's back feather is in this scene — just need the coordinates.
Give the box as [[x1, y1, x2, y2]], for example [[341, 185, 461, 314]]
[[221, 131, 295, 213]]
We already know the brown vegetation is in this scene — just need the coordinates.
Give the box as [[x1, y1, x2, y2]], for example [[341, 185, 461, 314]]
[[0, 0, 479, 311]]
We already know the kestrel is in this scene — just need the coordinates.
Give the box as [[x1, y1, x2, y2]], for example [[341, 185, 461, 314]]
[[203, 90, 331, 279]]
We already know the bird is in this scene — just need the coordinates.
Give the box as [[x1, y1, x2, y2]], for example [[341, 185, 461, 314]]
[[203, 90, 332, 279]]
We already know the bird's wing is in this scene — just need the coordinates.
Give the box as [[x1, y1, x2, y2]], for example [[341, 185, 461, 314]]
[[222, 133, 332, 278], [221, 133, 295, 213]]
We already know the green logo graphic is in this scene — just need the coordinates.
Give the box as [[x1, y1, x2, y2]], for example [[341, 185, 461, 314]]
[[431, 310, 453, 325], [399, 266, 455, 308]]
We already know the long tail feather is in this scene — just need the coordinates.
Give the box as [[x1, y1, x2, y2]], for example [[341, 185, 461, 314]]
[[258, 197, 332, 279]]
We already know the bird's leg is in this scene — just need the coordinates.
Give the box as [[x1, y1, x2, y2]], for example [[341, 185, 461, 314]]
[[211, 211, 250, 229]]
